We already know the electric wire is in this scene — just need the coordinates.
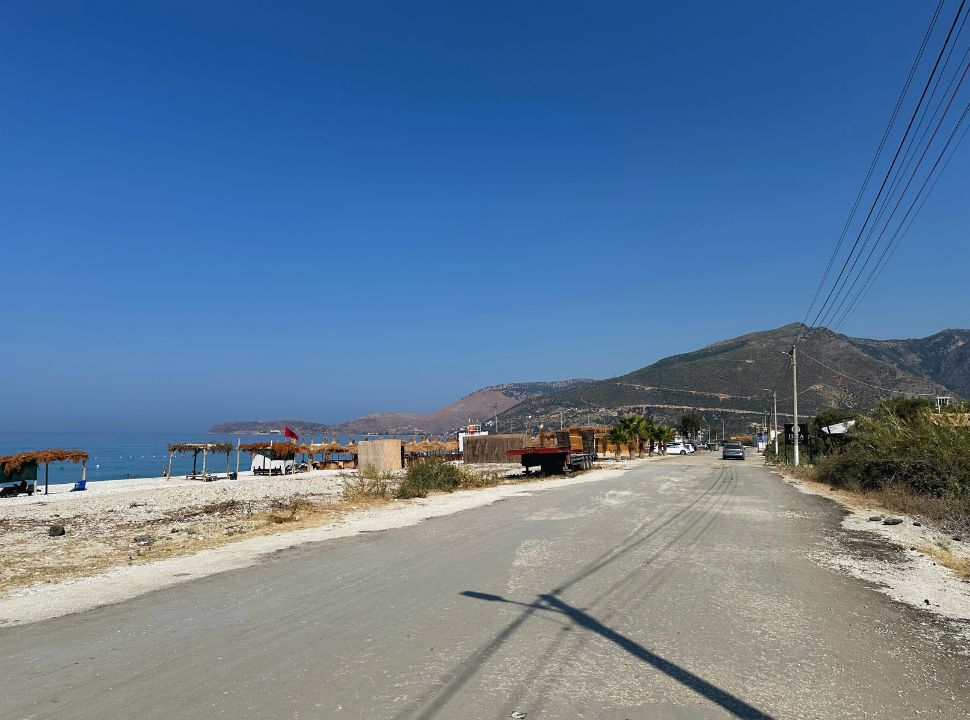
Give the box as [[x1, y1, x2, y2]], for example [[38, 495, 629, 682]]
[[832, 117, 970, 331], [804, 0, 967, 336], [831, 98, 970, 331], [799, 350, 938, 395], [800, 0, 945, 329], [818, 59, 970, 331], [821, 12, 970, 330]]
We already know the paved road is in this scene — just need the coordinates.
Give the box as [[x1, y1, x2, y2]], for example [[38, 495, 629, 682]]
[[4, 454, 969, 719]]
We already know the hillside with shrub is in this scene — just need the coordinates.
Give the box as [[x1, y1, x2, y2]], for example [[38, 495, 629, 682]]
[[500, 323, 962, 433]]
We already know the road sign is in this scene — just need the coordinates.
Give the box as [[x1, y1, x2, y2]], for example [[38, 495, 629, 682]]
[[784, 424, 808, 445]]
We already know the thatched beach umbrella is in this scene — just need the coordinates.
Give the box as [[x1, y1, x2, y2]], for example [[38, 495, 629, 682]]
[[167, 443, 232, 480], [1, 449, 89, 495]]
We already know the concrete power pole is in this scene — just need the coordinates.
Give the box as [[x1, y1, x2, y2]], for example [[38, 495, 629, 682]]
[[791, 345, 800, 467], [772, 390, 779, 456]]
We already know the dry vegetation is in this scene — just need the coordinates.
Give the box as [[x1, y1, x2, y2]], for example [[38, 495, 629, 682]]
[[0, 493, 354, 595], [916, 543, 970, 580]]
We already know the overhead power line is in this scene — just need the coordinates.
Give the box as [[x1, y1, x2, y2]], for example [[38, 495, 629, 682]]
[[800, 0, 945, 329], [798, 351, 938, 396], [832, 117, 970, 331], [820, 61, 970, 330], [802, 0, 968, 338]]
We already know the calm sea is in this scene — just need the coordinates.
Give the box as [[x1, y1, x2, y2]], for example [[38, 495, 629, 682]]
[[0, 431, 383, 486]]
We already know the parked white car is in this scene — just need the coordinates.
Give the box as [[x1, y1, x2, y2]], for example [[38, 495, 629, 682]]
[[666, 441, 689, 455], [684, 442, 696, 453]]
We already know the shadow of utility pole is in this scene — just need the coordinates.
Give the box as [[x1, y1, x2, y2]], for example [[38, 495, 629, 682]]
[[461, 590, 775, 720]]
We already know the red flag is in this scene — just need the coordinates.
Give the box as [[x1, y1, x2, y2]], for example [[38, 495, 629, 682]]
[[284, 426, 298, 441]]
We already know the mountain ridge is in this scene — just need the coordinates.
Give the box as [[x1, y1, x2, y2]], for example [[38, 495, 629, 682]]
[[210, 324, 968, 436], [498, 323, 965, 433]]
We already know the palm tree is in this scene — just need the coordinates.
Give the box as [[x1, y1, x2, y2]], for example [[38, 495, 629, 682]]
[[606, 424, 629, 461], [657, 425, 677, 454], [620, 415, 652, 458], [617, 416, 639, 459]]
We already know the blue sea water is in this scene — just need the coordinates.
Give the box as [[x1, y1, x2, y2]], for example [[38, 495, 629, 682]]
[[0, 431, 381, 486]]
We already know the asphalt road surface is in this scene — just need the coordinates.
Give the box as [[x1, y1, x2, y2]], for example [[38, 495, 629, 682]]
[[4, 454, 969, 719]]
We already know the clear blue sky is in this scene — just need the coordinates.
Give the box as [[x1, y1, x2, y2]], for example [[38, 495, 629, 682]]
[[2, 1, 968, 431]]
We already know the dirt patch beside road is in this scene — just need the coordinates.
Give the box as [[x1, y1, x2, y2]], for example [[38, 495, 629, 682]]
[[771, 465, 970, 641]]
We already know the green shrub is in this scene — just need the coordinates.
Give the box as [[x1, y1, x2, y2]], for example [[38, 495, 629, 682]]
[[344, 466, 392, 501], [814, 401, 970, 499], [397, 460, 464, 499]]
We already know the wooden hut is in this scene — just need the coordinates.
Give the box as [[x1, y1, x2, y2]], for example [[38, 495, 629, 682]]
[[0, 449, 89, 496]]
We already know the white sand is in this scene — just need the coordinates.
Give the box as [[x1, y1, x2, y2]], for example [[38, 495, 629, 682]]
[[0, 469, 355, 522]]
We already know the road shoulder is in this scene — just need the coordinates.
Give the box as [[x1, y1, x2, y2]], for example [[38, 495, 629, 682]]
[[770, 464, 970, 643]]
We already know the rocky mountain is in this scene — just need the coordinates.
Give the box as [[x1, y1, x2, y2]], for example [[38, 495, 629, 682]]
[[498, 323, 963, 434], [208, 380, 594, 436], [846, 329, 970, 399]]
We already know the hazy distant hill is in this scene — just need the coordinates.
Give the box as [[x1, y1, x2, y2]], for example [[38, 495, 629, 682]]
[[499, 323, 962, 433], [325, 380, 595, 435], [209, 380, 594, 436], [208, 420, 330, 435]]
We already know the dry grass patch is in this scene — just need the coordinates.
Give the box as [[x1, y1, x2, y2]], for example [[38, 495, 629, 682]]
[[343, 466, 394, 502], [0, 495, 350, 597], [915, 544, 970, 580]]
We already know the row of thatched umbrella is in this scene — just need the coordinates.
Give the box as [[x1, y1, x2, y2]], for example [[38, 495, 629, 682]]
[[164, 440, 365, 480], [403, 439, 459, 453]]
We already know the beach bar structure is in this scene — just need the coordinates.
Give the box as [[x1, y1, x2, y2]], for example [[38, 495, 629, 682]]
[[0, 449, 89, 496], [242, 441, 298, 476], [305, 440, 358, 470], [166, 442, 233, 481]]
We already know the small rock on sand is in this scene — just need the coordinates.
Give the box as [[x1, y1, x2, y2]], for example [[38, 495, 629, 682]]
[[868, 515, 883, 522], [883, 517, 903, 526], [133, 534, 155, 546], [48, 524, 66, 537]]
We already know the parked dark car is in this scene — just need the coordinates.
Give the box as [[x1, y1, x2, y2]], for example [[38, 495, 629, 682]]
[[722, 442, 745, 460]]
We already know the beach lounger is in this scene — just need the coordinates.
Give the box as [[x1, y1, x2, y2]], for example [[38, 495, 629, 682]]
[[70, 480, 87, 492]]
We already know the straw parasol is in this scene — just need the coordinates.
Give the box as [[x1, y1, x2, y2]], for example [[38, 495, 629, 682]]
[[166, 442, 234, 479], [0, 449, 90, 495]]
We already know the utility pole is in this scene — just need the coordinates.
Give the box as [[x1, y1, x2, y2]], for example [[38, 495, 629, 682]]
[[771, 390, 778, 456], [560, 410, 564, 430], [791, 345, 800, 466]]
